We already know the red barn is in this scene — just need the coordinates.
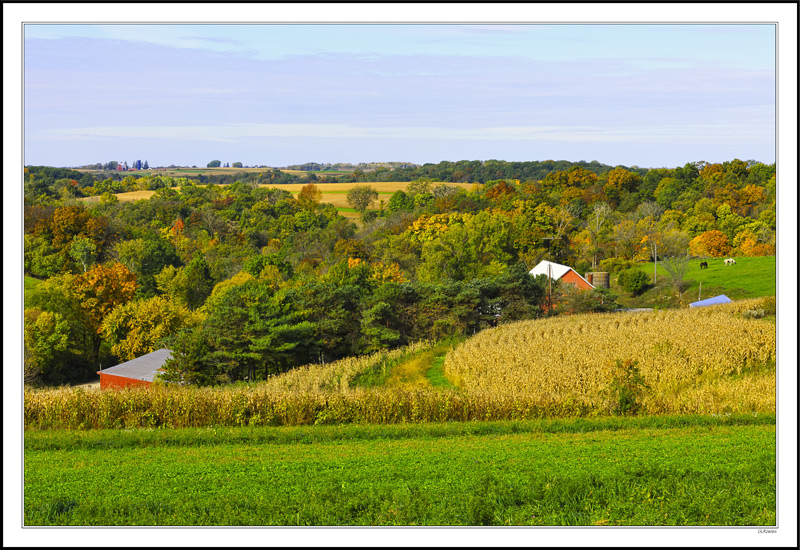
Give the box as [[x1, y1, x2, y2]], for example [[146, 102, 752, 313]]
[[98, 349, 172, 389], [529, 260, 595, 291]]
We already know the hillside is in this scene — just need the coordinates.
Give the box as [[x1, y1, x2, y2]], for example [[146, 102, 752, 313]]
[[23, 158, 776, 388]]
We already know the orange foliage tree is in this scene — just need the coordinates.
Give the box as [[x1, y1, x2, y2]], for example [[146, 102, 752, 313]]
[[689, 230, 731, 257]]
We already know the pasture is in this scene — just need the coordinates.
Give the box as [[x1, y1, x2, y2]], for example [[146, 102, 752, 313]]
[[24, 415, 775, 526], [670, 255, 777, 299], [617, 256, 776, 307]]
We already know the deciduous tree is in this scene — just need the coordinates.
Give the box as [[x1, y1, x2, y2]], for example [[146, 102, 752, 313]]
[[689, 230, 731, 257], [101, 296, 202, 361], [24, 309, 70, 384], [297, 183, 322, 210], [346, 185, 379, 214]]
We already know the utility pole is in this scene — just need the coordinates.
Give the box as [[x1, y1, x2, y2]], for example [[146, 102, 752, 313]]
[[543, 237, 555, 315], [653, 241, 658, 285]]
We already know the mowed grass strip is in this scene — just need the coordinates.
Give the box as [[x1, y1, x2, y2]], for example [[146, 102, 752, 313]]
[[24, 419, 775, 526]]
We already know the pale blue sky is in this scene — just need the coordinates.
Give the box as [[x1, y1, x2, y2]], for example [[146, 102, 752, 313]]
[[24, 24, 776, 168]]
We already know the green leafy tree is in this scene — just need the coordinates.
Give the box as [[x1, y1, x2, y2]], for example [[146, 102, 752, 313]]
[[660, 253, 691, 294], [69, 236, 98, 273], [618, 268, 649, 295], [116, 237, 181, 298], [232, 162, 243, 168], [207, 160, 222, 168], [24, 309, 70, 385], [406, 178, 434, 197], [292, 283, 363, 362], [24, 234, 62, 278], [586, 201, 613, 268], [346, 185, 379, 214], [387, 190, 413, 213]]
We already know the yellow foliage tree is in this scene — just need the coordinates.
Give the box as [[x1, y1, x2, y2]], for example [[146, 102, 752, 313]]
[[102, 296, 204, 361]]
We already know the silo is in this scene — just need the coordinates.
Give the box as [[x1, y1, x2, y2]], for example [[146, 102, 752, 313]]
[[592, 272, 610, 288], [586, 272, 609, 288]]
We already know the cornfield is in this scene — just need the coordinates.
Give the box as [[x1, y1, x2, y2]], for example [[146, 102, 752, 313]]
[[24, 299, 776, 430], [445, 297, 776, 416]]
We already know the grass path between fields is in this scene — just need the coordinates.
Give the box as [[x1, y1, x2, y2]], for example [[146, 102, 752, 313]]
[[24, 414, 775, 526], [351, 339, 462, 389]]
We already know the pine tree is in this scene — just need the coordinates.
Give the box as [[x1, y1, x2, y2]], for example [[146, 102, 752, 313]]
[[143, 160, 149, 170]]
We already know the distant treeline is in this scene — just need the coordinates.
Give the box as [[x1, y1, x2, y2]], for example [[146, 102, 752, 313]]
[[285, 161, 419, 171], [355, 159, 646, 184], [27, 159, 643, 190]]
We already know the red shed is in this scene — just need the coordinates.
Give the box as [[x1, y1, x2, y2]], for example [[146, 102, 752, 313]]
[[98, 349, 172, 389], [529, 260, 595, 291]]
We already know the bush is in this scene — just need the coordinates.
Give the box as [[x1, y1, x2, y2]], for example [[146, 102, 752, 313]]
[[742, 309, 766, 320], [598, 257, 636, 274], [618, 268, 650, 296], [557, 287, 619, 314], [601, 359, 649, 416]]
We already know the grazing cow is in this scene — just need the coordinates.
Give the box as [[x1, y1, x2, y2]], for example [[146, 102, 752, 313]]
[[699, 261, 708, 270], [724, 258, 736, 266]]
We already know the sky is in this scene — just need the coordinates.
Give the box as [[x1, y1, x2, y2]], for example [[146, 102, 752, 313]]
[[23, 23, 776, 169]]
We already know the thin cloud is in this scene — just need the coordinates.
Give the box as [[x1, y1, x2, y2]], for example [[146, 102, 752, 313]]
[[42, 122, 771, 144]]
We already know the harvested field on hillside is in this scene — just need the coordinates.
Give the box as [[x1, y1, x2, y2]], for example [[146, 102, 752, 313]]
[[79, 181, 476, 208]]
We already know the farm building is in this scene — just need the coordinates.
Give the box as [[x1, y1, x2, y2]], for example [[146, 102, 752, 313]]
[[689, 294, 732, 308], [97, 348, 172, 389], [529, 260, 595, 291]]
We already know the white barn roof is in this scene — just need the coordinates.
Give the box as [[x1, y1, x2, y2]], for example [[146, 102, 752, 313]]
[[529, 260, 595, 289], [529, 260, 572, 280], [99, 348, 172, 382]]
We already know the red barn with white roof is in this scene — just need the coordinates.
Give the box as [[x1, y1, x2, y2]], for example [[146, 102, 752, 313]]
[[529, 260, 595, 291]]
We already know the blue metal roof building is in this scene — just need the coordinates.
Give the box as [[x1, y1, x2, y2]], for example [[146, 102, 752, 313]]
[[689, 294, 732, 308]]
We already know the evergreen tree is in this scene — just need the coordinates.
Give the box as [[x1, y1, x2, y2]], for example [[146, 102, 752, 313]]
[[184, 254, 215, 309]]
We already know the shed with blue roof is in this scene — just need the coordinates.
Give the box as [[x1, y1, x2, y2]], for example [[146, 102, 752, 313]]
[[689, 294, 732, 308]]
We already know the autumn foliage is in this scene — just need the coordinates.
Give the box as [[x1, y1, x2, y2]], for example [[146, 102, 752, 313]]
[[689, 230, 732, 257]]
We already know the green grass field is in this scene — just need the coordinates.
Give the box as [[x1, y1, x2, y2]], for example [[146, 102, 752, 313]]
[[614, 255, 775, 308], [24, 414, 775, 526]]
